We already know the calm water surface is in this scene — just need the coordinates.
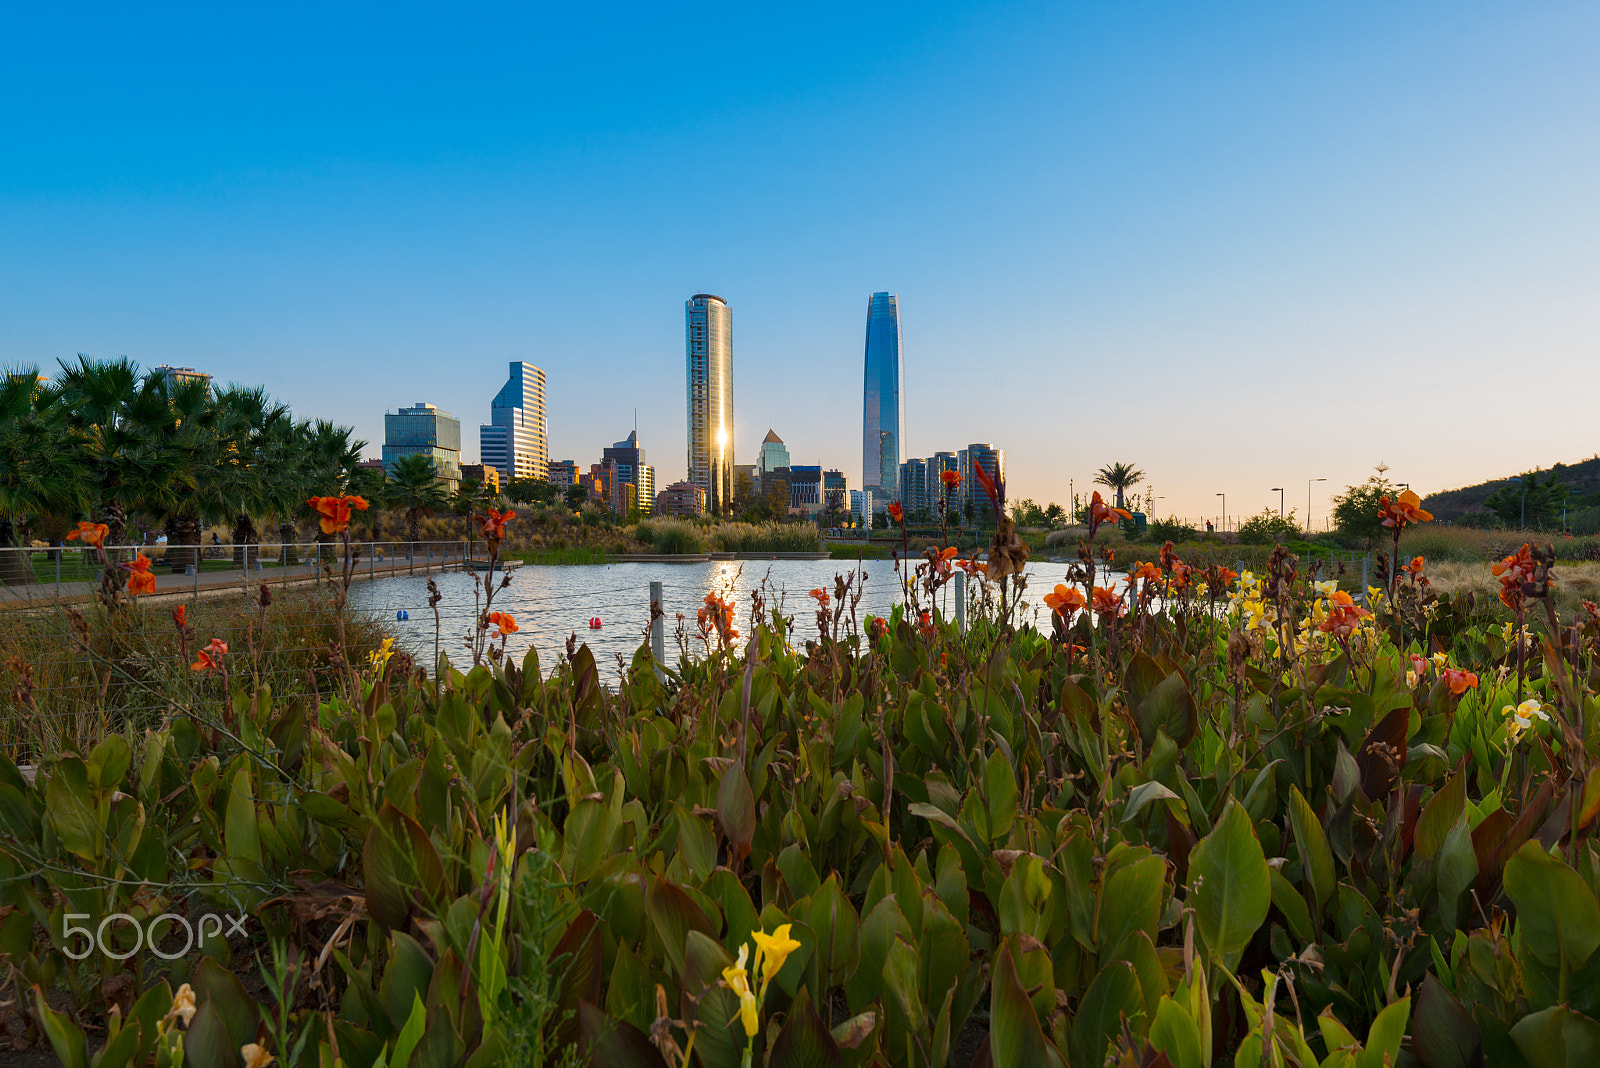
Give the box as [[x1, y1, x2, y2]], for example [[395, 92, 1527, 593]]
[[347, 558, 1122, 677]]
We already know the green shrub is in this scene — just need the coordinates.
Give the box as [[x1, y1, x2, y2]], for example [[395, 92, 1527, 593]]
[[1149, 515, 1198, 542], [1237, 508, 1301, 545]]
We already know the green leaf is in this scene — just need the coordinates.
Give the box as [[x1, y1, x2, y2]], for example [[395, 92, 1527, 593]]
[[1187, 799, 1270, 969], [769, 985, 841, 1068], [1269, 868, 1314, 946], [390, 993, 427, 1068], [1509, 1004, 1600, 1068], [45, 757, 100, 860], [32, 988, 87, 1068], [672, 803, 716, 884], [1504, 841, 1600, 974], [363, 802, 448, 932], [807, 874, 861, 990], [989, 941, 1057, 1068], [381, 932, 435, 1037], [1356, 995, 1410, 1068], [984, 749, 1018, 845], [224, 766, 261, 867], [882, 935, 924, 1026], [1121, 780, 1181, 824], [645, 876, 716, 979], [1415, 763, 1467, 863], [1098, 854, 1165, 954], [1148, 996, 1204, 1068], [1069, 960, 1143, 1068], [1287, 784, 1335, 914], [1436, 814, 1479, 933], [86, 735, 131, 791], [1412, 974, 1481, 1068], [998, 853, 1054, 941], [577, 1000, 670, 1067], [1137, 670, 1198, 750], [716, 761, 756, 866]]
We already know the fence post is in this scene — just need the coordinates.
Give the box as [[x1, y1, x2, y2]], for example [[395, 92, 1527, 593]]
[[954, 571, 967, 635], [55, 548, 61, 597], [369, 542, 375, 580], [650, 581, 665, 669], [194, 548, 200, 597], [1360, 554, 1370, 602]]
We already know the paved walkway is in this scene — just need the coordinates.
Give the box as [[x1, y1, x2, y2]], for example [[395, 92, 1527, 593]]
[[0, 549, 485, 609]]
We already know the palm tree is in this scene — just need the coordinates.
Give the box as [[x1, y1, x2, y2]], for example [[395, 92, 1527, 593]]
[[0, 371, 84, 583], [385, 453, 449, 543], [55, 355, 172, 552], [1094, 461, 1146, 511]]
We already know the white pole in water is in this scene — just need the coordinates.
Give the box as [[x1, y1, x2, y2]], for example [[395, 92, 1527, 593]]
[[650, 581, 666, 666], [954, 571, 967, 635]]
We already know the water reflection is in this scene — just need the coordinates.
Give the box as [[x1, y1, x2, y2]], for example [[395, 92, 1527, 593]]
[[347, 558, 1135, 678]]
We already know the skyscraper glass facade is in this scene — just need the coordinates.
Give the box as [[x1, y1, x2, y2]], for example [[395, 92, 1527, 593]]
[[757, 429, 790, 476], [382, 403, 462, 488], [686, 294, 733, 515], [958, 444, 1005, 521], [862, 292, 905, 509], [479, 362, 548, 483], [603, 430, 655, 515]]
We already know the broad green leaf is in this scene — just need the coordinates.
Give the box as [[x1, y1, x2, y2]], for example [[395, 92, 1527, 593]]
[[1148, 996, 1203, 1068], [1412, 974, 1480, 1068], [769, 986, 841, 1068], [1122, 780, 1181, 824], [1187, 799, 1270, 968], [86, 735, 131, 791], [1509, 1004, 1600, 1068], [1286, 785, 1334, 914], [45, 758, 100, 860], [225, 766, 261, 866], [1098, 854, 1165, 955], [1269, 868, 1314, 946], [984, 749, 1018, 844], [32, 988, 87, 1068], [998, 853, 1053, 941], [989, 941, 1057, 1068], [1357, 995, 1409, 1068], [807, 875, 861, 989], [1415, 764, 1467, 863], [1504, 841, 1600, 974], [716, 761, 756, 866], [672, 802, 716, 884], [390, 993, 427, 1068], [1069, 960, 1142, 1068]]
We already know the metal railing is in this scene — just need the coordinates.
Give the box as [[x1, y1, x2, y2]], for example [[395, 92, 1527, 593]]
[[0, 540, 481, 603]]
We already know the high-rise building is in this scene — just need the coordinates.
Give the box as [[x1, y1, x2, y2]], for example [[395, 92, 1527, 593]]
[[153, 365, 213, 392], [931, 451, 959, 516], [899, 458, 930, 519], [862, 292, 905, 511], [757, 430, 789, 476], [479, 362, 548, 484], [686, 294, 733, 515], [547, 459, 580, 487], [958, 444, 1005, 521], [657, 481, 707, 517], [788, 465, 822, 511], [382, 403, 462, 489], [850, 490, 873, 527], [603, 430, 655, 515], [823, 469, 848, 515], [588, 459, 636, 514]]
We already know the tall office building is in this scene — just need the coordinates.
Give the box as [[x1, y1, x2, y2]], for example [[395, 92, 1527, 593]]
[[862, 292, 905, 510], [958, 444, 1005, 521], [479, 362, 548, 484], [686, 294, 733, 515], [899, 458, 930, 519], [603, 430, 655, 515], [383, 403, 462, 489], [757, 430, 790, 476]]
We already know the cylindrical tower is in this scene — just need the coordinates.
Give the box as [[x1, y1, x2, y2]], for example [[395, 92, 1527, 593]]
[[685, 294, 733, 516]]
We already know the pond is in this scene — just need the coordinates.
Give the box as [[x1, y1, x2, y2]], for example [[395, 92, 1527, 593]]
[[346, 558, 1129, 677]]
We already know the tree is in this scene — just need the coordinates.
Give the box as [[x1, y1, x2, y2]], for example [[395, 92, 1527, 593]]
[[452, 477, 483, 516], [0, 371, 83, 582], [1483, 470, 1566, 530], [1331, 466, 1398, 548], [1238, 508, 1301, 546], [563, 484, 589, 511], [55, 354, 173, 549], [507, 478, 560, 506], [1042, 502, 1065, 528], [1094, 461, 1145, 510], [385, 453, 449, 542], [1009, 498, 1046, 526]]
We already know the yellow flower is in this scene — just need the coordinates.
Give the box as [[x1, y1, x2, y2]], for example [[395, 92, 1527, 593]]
[[1367, 586, 1386, 608], [241, 1044, 274, 1068], [1313, 580, 1338, 600], [721, 944, 759, 1038], [752, 924, 802, 986], [167, 983, 197, 1028], [1430, 651, 1448, 670], [368, 637, 395, 672], [1502, 698, 1550, 743]]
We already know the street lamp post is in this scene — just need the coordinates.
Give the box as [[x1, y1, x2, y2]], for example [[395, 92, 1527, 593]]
[[1270, 487, 1284, 517], [1307, 478, 1326, 535], [1216, 493, 1225, 532]]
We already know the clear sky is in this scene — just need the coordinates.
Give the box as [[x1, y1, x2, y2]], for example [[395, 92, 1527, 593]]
[[4, 2, 1597, 527]]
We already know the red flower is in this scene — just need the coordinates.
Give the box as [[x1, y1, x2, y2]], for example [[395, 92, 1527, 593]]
[[1159, 541, 1178, 571], [887, 502, 904, 524], [1128, 561, 1162, 584], [917, 609, 935, 638], [124, 552, 157, 597], [190, 638, 228, 672], [307, 495, 369, 535], [1318, 590, 1372, 637], [1440, 667, 1478, 695], [1212, 566, 1239, 588], [479, 508, 517, 541], [1089, 492, 1133, 528], [1492, 543, 1536, 610], [940, 469, 962, 490], [171, 605, 187, 632], [866, 615, 888, 641], [1403, 556, 1425, 580], [66, 521, 109, 548], [488, 611, 518, 636], [808, 588, 831, 610], [697, 592, 739, 644]]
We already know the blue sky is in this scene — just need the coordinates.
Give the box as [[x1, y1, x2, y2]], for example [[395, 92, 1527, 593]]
[[4, 2, 1597, 525]]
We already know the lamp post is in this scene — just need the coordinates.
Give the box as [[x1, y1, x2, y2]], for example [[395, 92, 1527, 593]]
[[1270, 487, 1284, 517], [1216, 493, 1225, 532], [1307, 478, 1326, 535]]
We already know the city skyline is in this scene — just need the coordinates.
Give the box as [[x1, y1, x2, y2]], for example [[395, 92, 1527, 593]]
[[4, 4, 1598, 521]]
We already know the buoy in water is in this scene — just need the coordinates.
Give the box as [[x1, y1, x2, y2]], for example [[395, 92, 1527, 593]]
[[396, 610, 409, 621], [588, 617, 602, 629]]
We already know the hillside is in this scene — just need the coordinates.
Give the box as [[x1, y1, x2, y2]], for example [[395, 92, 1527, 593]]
[[1422, 454, 1600, 531]]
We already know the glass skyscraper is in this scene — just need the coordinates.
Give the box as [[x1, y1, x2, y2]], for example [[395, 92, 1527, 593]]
[[479, 362, 548, 484], [862, 292, 905, 509], [383, 403, 462, 488], [603, 430, 655, 515], [686, 294, 733, 515]]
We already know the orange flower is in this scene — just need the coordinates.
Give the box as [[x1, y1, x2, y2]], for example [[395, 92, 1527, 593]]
[[697, 591, 739, 644], [1213, 566, 1239, 587], [1318, 590, 1372, 637], [1091, 585, 1125, 618], [940, 469, 962, 490], [1403, 556, 1425, 579], [917, 609, 935, 637], [1043, 583, 1087, 615], [65, 521, 109, 548], [488, 611, 518, 636], [866, 615, 888, 641], [1159, 541, 1178, 571], [1128, 561, 1162, 584], [307, 495, 370, 535], [1440, 667, 1478, 695], [1089, 492, 1133, 527], [1378, 489, 1433, 530], [1492, 543, 1537, 610], [887, 502, 904, 524], [1166, 563, 1194, 593], [125, 553, 157, 597], [171, 605, 187, 631], [479, 508, 517, 540], [190, 638, 227, 672], [808, 588, 831, 610]]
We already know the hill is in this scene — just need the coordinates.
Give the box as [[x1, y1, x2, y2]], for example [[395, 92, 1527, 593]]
[[1422, 454, 1600, 533]]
